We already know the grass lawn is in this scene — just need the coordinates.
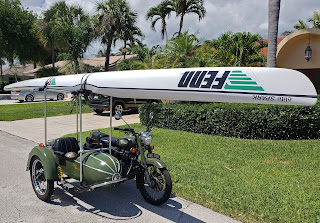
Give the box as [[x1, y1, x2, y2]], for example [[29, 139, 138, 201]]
[[65, 123, 320, 223], [0, 101, 93, 121]]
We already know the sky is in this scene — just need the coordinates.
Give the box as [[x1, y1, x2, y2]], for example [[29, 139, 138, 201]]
[[20, 0, 320, 58]]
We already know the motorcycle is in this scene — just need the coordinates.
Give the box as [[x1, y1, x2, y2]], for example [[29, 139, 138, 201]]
[[26, 89, 172, 206]]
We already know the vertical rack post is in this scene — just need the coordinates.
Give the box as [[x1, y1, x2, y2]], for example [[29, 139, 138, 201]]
[[109, 96, 112, 149], [44, 88, 47, 146], [76, 96, 79, 141], [79, 93, 83, 182]]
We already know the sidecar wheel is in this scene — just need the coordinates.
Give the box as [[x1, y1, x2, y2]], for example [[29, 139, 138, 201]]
[[137, 166, 172, 206], [30, 156, 54, 201]]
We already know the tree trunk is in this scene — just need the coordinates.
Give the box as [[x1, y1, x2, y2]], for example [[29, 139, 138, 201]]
[[178, 12, 184, 37], [105, 35, 113, 71], [267, 0, 281, 67], [123, 41, 126, 59], [51, 48, 55, 69]]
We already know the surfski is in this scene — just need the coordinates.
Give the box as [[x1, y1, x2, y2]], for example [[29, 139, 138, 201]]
[[4, 67, 317, 106]]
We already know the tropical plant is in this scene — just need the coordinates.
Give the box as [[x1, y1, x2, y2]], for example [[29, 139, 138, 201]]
[[0, 0, 44, 67], [146, 0, 173, 41], [95, 0, 138, 71], [117, 10, 144, 59], [267, 0, 281, 67], [211, 32, 267, 67], [171, 0, 206, 37], [40, 1, 70, 69], [44, 2, 93, 69], [282, 11, 320, 36]]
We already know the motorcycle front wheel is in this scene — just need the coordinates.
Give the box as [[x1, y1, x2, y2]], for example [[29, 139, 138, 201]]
[[137, 166, 172, 205], [30, 156, 54, 201]]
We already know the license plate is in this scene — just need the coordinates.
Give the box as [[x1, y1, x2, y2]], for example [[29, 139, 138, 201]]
[[147, 153, 160, 160]]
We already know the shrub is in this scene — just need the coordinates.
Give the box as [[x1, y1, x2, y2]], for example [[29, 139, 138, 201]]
[[0, 81, 8, 93], [139, 101, 320, 140]]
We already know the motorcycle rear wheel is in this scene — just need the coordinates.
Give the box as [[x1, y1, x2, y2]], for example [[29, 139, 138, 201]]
[[30, 156, 54, 201], [137, 166, 172, 205]]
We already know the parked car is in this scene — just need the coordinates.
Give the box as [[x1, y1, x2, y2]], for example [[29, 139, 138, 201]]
[[11, 88, 65, 102], [88, 93, 160, 114]]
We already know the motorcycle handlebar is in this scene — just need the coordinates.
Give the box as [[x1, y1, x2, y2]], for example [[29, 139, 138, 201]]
[[114, 127, 134, 133]]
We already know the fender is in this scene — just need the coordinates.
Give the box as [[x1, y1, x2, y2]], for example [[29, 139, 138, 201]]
[[146, 157, 167, 169], [26, 146, 58, 180]]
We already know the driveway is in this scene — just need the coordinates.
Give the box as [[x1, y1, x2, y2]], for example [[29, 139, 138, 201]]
[[0, 113, 140, 143], [0, 113, 240, 223]]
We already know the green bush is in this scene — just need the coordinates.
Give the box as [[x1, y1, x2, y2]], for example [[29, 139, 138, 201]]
[[139, 101, 320, 140], [0, 81, 8, 93]]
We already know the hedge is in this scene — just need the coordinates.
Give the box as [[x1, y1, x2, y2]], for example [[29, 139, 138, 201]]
[[139, 101, 320, 140]]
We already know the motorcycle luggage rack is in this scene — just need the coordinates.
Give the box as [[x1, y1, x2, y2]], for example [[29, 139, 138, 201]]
[[43, 73, 116, 184], [78, 146, 117, 154]]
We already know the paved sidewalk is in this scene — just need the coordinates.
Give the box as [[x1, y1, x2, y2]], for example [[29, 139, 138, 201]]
[[0, 113, 140, 143]]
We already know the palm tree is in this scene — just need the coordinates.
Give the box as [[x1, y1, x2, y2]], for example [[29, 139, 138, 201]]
[[308, 11, 320, 29], [212, 32, 267, 67], [118, 10, 144, 59], [171, 0, 206, 37], [146, 1, 173, 41], [95, 0, 134, 71], [282, 11, 319, 36], [41, 1, 71, 69], [267, 0, 281, 67]]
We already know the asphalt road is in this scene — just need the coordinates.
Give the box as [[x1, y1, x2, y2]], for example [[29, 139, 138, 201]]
[[0, 131, 240, 223]]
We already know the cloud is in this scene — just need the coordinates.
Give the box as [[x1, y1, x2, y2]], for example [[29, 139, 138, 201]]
[[20, 0, 319, 58]]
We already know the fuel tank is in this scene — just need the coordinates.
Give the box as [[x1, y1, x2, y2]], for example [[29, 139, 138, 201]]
[[60, 151, 120, 185]]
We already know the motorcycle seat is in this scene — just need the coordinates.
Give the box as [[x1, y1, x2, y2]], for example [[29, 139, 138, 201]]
[[100, 137, 118, 147], [52, 137, 80, 158]]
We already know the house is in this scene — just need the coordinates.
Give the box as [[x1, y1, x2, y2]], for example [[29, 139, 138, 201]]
[[262, 28, 320, 92], [1, 55, 136, 84]]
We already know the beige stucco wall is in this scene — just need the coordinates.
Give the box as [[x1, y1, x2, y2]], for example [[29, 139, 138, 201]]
[[277, 28, 320, 69]]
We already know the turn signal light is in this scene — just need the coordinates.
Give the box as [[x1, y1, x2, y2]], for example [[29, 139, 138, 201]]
[[151, 145, 155, 150], [130, 148, 136, 153], [39, 143, 45, 147]]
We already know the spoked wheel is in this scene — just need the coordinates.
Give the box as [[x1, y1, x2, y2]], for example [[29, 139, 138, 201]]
[[25, 94, 34, 102], [30, 156, 54, 201], [57, 93, 64, 101], [137, 166, 172, 205], [113, 103, 124, 115]]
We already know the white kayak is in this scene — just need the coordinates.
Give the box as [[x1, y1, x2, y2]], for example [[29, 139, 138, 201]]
[[4, 67, 317, 106]]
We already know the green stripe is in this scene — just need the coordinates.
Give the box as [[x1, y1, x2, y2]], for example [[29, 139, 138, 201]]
[[230, 74, 247, 77], [225, 83, 264, 91], [232, 70, 242, 73], [230, 81, 257, 85], [228, 77, 252, 80]]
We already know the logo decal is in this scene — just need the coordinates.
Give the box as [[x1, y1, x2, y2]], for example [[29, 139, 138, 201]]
[[224, 70, 264, 91], [178, 70, 264, 91], [50, 78, 56, 85]]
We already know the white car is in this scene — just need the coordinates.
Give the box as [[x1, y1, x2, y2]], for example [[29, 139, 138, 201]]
[[11, 88, 65, 102]]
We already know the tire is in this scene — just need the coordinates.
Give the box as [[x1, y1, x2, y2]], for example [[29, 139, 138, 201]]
[[25, 94, 34, 102], [94, 108, 104, 114], [137, 166, 172, 206], [30, 156, 54, 202], [57, 93, 64, 101], [112, 102, 125, 115]]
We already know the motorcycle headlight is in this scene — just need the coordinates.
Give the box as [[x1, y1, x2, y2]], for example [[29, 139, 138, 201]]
[[141, 132, 153, 145]]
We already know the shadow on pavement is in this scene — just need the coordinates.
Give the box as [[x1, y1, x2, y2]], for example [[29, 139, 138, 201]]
[[50, 180, 204, 222]]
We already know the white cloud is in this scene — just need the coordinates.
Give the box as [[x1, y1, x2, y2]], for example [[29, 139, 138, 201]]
[[20, 0, 319, 58]]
